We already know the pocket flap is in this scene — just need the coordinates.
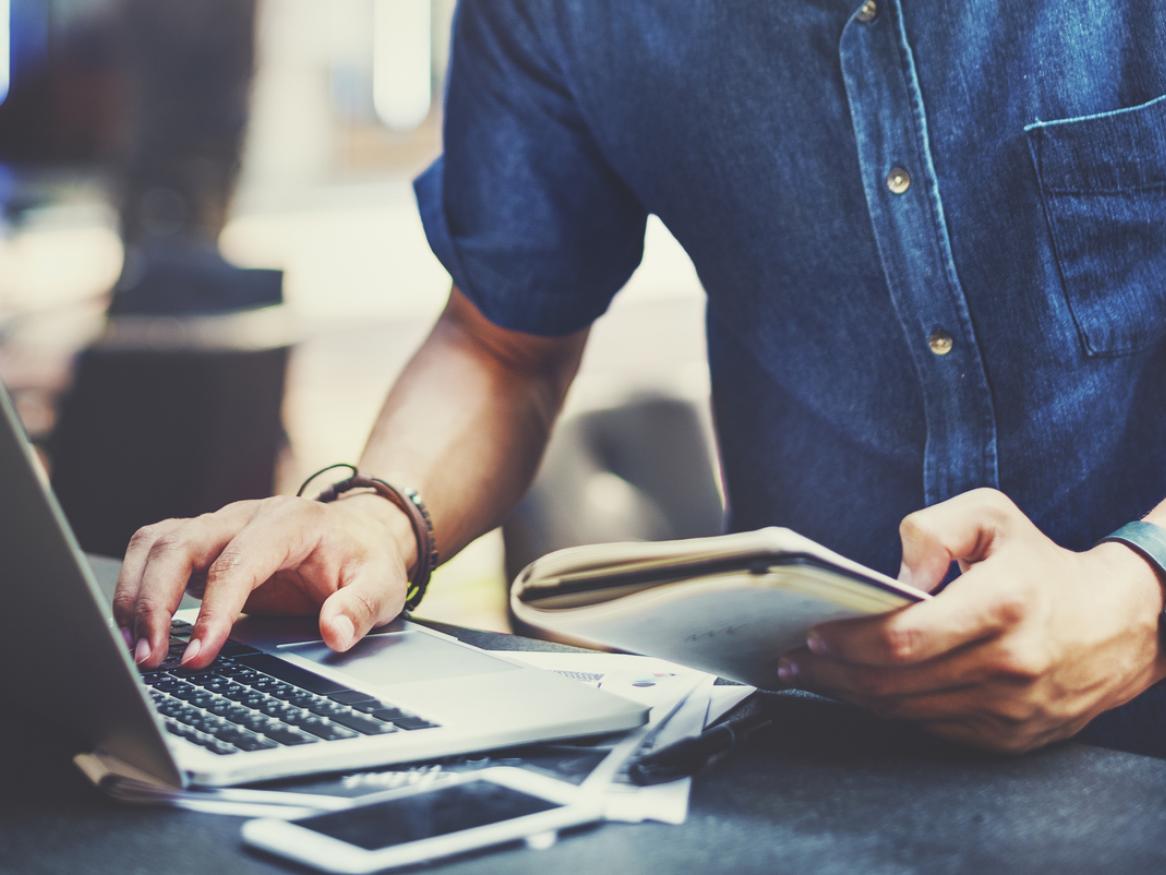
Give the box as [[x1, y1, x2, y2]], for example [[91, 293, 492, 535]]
[[1027, 94, 1166, 193]]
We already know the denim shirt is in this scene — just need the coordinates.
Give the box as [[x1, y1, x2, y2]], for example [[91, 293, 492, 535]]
[[415, 0, 1166, 580]]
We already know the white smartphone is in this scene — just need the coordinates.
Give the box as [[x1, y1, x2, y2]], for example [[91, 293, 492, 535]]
[[241, 768, 602, 873]]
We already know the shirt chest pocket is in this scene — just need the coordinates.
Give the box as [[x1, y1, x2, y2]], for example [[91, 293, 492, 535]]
[[1026, 94, 1166, 357]]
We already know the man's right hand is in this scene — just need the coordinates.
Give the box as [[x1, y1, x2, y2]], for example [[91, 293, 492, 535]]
[[112, 492, 416, 671]]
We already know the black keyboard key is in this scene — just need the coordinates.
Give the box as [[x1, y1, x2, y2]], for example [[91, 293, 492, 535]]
[[258, 724, 317, 746], [239, 712, 276, 734], [163, 719, 226, 753], [207, 740, 239, 755], [236, 654, 346, 695], [328, 710, 397, 735], [304, 699, 347, 718], [241, 692, 271, 709], [169, 684, 200, 701], [220, 685, 250, 702], [141, 672, 167, 686], [224, 704, 256, 724], [289, 691, 324, 710], [156, 699, 185, 719], [274, 708, 310, 727], [170, 619, 192, 631], [163, 718, 198, 740], [257, 698, 296, 719], [187, 714, 232, 734], [212, 725, 276, 751], [372, 710, 437, 731], [171, 703, 203, 722], [298, 717, 358, 741], [262, 682, 296, 699], [328, 690, 377, 706], [204, 697, 233, 716], [368, 706, 406, 722], [212, 725, 249, 743], [396, 716, 438, 730], [235, 735, 279, 752]]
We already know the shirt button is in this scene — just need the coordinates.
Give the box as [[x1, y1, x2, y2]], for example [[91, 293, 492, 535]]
[[856, 0, 878, 22], [928, 330, 954, 356], [886, 167, 911, 194]]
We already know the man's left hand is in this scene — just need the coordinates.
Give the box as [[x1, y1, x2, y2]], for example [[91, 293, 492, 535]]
[[778, 488, 1166, 752]]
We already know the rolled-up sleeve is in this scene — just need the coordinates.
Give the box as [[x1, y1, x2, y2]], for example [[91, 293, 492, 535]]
[[414, 0, 647, 336]]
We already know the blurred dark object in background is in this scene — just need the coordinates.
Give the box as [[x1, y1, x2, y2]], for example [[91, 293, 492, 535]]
[[111, 0, 261, 320], [115, 0, 256, 250], [0, 0, 123, 168], [504, 392, 724, 588], [1, 0, 293, 555], [49, 289, 292, 556], [0, 0, 254, 227]]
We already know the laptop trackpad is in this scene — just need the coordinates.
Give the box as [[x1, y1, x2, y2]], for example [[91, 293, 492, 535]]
[[281, 632, 519, 686]]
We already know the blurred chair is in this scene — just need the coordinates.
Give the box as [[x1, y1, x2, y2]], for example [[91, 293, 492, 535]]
[[49, 285, 295, 557], [503, 392, 724, 630]]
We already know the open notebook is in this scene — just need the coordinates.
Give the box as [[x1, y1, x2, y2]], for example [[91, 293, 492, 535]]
[[510, 528, 929, 688]]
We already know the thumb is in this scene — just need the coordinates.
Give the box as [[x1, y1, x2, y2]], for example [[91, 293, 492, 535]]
[[897, 488, 1023, 592], [318, 566, 406, 652]]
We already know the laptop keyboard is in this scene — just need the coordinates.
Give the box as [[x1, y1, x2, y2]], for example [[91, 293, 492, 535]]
[[139, 619, 440, 756]]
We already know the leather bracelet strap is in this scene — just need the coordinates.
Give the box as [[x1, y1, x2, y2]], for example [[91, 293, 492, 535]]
[[297, 464, 438, 612], [1100, 520, 1166, 625]]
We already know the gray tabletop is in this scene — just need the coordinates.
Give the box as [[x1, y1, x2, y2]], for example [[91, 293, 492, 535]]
[[2, 557, 1164, 874]]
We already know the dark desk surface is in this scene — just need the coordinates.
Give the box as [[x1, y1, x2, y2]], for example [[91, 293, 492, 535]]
[[3, 558, 1165, 875]]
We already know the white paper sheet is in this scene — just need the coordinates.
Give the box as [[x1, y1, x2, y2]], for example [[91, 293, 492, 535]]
[[500, 650, 718, 825]]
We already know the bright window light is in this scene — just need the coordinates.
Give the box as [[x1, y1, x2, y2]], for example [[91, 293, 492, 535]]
[[372, 0, 431, 131], [0, 0, 10, 106]]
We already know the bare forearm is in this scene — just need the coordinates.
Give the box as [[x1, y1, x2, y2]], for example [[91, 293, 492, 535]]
[[118, 288, 585, 664], [356, 288, 587, 568]]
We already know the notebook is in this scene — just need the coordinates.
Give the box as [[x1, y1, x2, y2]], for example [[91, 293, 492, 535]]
[[510, 528, 928, 688]]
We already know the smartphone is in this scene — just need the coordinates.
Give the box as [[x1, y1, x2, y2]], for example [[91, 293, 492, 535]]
[[241, 768, 601, 873]]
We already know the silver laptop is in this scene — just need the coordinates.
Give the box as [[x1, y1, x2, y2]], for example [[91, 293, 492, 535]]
[[0, 382, 647, 787]]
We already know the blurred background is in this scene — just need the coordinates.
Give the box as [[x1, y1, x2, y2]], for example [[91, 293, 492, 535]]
[[0, 0, 718, 633]]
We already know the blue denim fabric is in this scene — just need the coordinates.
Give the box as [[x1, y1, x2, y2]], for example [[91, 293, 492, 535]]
[[415, 2, 1166, 753]]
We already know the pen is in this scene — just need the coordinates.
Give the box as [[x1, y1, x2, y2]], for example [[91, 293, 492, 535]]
[[627, 707, 774, 786]]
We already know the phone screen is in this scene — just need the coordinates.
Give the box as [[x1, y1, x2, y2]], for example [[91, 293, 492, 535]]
[[297, 780, 562, 850]]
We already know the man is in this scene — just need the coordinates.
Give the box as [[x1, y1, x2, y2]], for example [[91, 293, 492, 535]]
[[114, 1, 1166, 754]]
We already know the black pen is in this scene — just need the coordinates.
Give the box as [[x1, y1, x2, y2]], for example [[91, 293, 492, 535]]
[[627, 708, 774, 786]]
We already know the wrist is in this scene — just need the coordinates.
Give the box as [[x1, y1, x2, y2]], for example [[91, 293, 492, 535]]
[[299, 463, 438, 611], [335, 492, 419, 573], [1089, 540, 1166, 683]]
